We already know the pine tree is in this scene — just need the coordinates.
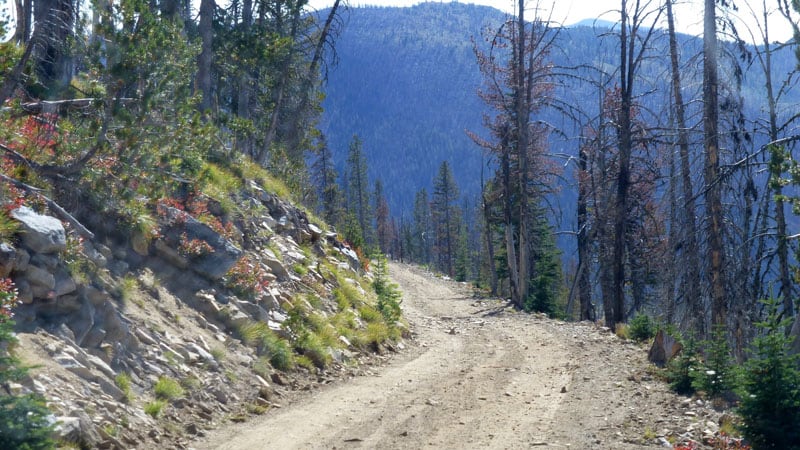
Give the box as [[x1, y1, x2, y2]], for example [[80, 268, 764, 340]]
[[431, 161, 460, 277], [374, 179, 392, 255], [412, 188, 433, 265], [524, 212, 562, 316], [311, 135, 343, 228], [345, 135, 374, 252], [738, 298, 800, 449], [0, 279, 54, 449]]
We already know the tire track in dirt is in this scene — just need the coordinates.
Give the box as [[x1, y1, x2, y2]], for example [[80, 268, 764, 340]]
[[197, 263, 688, 450]]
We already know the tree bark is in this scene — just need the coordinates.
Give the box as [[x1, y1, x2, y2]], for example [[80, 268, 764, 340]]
[[198, 0, 215, 113], [759, 9, 794, 317], [609, 0, 633, 331], [577, 144, 592, 321], [513, 0, 530, 309], [704, 0, 727, 330], [667, 0, 702, 334]]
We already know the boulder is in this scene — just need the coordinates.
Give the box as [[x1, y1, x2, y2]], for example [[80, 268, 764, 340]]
[[13, 247, 30, 271], [54, 272, 77, 297], [0, 242, 16, 277], [648, 329, 683, 367], [53, 411, 102, 449], [23, 264, 55, 290], [262, 257, 289, 281], [159, 206, 243, 279], [10, 206, 66, 254]]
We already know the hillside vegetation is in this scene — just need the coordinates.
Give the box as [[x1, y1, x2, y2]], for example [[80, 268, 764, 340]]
[[2, 0, 800, 448]]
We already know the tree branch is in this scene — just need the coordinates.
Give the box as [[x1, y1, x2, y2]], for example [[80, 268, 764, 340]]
[[0, 173, 94, 240]]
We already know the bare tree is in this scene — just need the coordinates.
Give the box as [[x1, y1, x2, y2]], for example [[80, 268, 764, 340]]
[[704, 0, 727, 329], [666, 0, 703, 335]]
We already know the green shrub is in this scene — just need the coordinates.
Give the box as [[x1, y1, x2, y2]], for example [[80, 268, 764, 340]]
[[691, 326, 733, 398], [737, 298, 800, 449], [0, 278, 54, 450], [628, 314, 657, 342], [154, 376, 184, 401], [666, 332, 701, 396]]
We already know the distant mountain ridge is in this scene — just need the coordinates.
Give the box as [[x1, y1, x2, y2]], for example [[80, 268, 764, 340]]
[[319, 2, 799, 225]]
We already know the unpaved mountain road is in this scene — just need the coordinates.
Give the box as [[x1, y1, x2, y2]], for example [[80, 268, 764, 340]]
[[197, 263, 718, 449]]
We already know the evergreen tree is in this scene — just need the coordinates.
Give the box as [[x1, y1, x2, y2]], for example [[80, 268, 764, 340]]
[[345, 135, 374, 252], [0, 279, 54, 449], [412, 188, 433, 265], [525, 212, 562, 316], [431, 161, 460, 277], [454, 219, 470, 282], [374, 179, 392, 255], [311, 135, 343, 228], [399, 216, 414, 263], [738, 298, 800, 449]]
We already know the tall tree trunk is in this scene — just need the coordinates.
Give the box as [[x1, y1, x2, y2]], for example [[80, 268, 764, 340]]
[[34, 0, 75, 95], [502, 146, 520, 306], [704, 0, 727, 330], [610, 0, 633, 331], [514, 0, 529, 309], [236, 0, 254, 155], [258, 1, 303, 165], [12, 0, 29, 43], [481, 165, 498, 295], [285, 0, 343, 152], [666, 123, 678, 325], [198, 0, 215, 113], [760, 9, 794, 317], [577, 144, 592, 321], [667, 0, 703, 334]]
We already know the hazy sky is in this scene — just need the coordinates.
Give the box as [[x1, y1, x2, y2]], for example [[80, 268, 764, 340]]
[[308, 0, 798, 42]]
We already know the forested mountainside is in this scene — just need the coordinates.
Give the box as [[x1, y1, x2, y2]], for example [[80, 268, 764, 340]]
[[2, 0, 800, 447], [321, 2, 799, 217]]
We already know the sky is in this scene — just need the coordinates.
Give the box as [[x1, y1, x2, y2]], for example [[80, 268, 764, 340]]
[[307, 0, 799, 42]]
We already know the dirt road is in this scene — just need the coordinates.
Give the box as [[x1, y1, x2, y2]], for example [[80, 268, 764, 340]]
[[197, 263, 719, 449]]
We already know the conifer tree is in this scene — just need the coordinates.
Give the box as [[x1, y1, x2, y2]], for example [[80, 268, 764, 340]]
[[431, 161, 460, 277], [374, 179, 392, 255], [345, 135, 374, 252], [311, 135, 343, 228], [412, 188, 433, 265]]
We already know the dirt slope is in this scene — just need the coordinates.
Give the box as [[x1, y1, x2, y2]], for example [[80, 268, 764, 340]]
[[196, 263, 725, 449]]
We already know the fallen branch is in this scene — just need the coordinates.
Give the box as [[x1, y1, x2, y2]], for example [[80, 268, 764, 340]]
[[0, 173, 95, 240], [19, 97, 136, 115]]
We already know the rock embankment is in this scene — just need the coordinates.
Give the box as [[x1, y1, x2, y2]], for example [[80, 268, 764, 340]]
[[1, 180, 387, 449]]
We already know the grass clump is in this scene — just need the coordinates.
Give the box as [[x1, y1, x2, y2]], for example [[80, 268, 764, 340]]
[[144, 400, 166, 418], [358, 304, 383, 324], [292, 263, 308, 277], [154, 376, 184, 401], [237, 321, 294, 371], [296, 332, 332, 369], [118, 275, 138, 303], [114, 373, 134, 403], [614, 323, 629, 340]]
